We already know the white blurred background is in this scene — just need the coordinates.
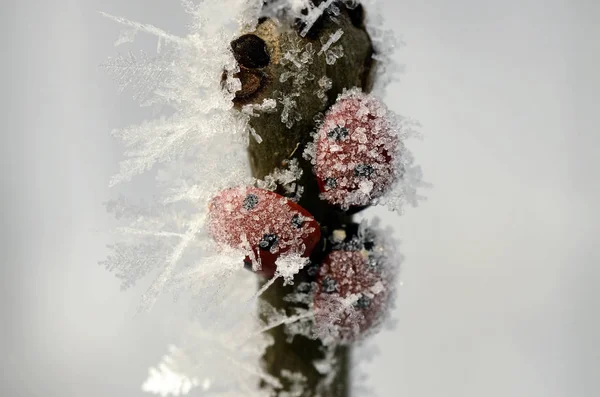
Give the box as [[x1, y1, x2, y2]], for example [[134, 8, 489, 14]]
[[2, 0, 599, 396]]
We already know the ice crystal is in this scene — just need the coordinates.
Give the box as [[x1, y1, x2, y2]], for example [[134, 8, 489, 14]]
[[256, 158, 304, 200], [278, 91, 302, 129], [101, 1, 269, 310], [362, 0, 406, 97], [260, 0, 347, 37], [315, 75, 333, 104], [100, 4, 262, 187], [318, 28, 344, 65], [275, 37, 318, 128], [142, 346, 203, 396], [103, 50, 172, 104]]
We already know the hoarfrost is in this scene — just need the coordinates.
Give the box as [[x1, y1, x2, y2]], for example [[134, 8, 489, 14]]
[[101, 3, 262, 187], [260, 0, 343, 38], [101, 0, 266, 311], [318, 29, 344, 65], [101, 1, 417, 396], [114, 28, 138, 47], [141, 271, 284, 396], [279, 370, 308, 397], [278, 92, 302, 129], [362, 0, 406, 97], [274, 253, 311, 285], [142, 346, 201, 396], [256, 158, 304, 199], [275, 37, 318, 128], [299, 0, 337, 37], [316, 75, 333, 104]]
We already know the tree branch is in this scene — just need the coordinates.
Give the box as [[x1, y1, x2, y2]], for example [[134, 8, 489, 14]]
[[231, 5, 374, 396]]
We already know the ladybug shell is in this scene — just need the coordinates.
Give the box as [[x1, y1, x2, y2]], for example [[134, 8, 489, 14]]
[[208, 186, 321, 278], [315, 90, 398, 208], [314, 250, 388, 342]]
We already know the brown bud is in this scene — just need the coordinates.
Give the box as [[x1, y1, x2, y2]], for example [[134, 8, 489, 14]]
[[230, 34, 270, 69]]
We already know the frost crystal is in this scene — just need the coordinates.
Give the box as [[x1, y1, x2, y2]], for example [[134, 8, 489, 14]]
[[316, 75, 333, 104], [101, 0, 266, 309], [100, 4, 262, 187], [256, 158, 304, 199], [278, 92, 302, 129], [318, 29, 344, 65], [141, 271, 286, 396], [103, 50, 171, 104], [142, 346, 201, 396], [260, 0, 342, 38], [275, 37, 318, 128]]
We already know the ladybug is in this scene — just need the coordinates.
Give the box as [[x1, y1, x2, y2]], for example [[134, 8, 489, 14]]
[[314, 89, 399, 209], [208, 186, 321, 278], [313, 226, 391, 343]]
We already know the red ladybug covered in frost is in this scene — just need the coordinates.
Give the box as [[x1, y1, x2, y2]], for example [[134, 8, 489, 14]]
[[313, 226, 391, 343], [314, 88, 399, 209], [208, 186, 321, 278]]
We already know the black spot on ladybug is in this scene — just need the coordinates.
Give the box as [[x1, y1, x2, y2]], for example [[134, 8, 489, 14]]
[[354, 294, 371, 309], [296, 282, 312, 293], [243, 194, 259, 210], [259, 233, 278, 251], [322, 277, 338, 293], [306, 264, 320, 277], [354, 164, 374, 177], [243, 257, 253, 270], [327, 126, 349, 141], [324, 177, 337, 190], [230, 34, 270, 69], [291, 213, 304, 228]]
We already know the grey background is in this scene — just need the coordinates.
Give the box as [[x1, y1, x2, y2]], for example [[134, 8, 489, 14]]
[[2, 0, 598, 396]]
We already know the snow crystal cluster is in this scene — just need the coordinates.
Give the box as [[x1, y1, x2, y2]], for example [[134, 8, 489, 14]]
[[101, 0, 420, 396]]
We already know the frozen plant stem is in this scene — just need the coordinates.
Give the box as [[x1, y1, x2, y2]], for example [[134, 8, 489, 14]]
[[231, 4, 374, 396]]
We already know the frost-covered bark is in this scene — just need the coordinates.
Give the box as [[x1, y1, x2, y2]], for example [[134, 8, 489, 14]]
[[101, 1, 422, 396], [231, 5, 373, 395]]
